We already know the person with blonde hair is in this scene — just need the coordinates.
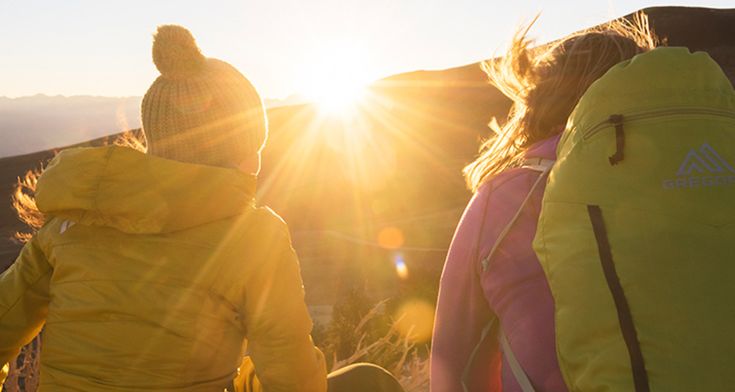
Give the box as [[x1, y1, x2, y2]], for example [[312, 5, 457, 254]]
[[431, 17, 656, 391], [0, 25, 403, 392]]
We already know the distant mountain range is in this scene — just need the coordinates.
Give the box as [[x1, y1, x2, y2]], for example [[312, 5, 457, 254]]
[[0, 94, 313, 159], [1, 6, 733, 306], [0, 95, 141, 157]]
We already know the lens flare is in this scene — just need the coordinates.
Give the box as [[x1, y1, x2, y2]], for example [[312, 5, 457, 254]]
[[393, 299, 435, 343], [378, 226, 404, 249], [394, 254, 409, 280]]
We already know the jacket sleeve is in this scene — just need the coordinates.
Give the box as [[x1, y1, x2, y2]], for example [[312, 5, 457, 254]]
[[240, 221, 327, 392], [431, 190, 502, 392], [0, 235, 52, 387]]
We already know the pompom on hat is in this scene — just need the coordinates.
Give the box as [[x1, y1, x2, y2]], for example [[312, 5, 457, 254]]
[[141, 25, 267, 168]]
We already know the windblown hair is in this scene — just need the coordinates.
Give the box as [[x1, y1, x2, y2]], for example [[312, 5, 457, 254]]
[[12, 130, 146, 243], [464, 13, 658, 192]]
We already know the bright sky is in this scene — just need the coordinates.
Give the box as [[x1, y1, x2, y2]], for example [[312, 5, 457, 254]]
[[0, 0, 731, 99]]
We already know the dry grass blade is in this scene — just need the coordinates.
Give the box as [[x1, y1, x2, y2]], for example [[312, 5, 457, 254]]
[[327, 299, 430, 391], [113, 129, 147, 152]]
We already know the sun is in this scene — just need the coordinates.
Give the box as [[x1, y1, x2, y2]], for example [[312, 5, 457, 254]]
[[309, 81, 366, 114], [299, 43, 374, 115]]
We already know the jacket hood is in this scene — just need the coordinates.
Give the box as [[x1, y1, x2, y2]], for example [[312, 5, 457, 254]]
[[35, 146, 256, 234]]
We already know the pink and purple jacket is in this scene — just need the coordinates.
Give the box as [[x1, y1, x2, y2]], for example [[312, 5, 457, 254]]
[[430, 135, 567, 392]]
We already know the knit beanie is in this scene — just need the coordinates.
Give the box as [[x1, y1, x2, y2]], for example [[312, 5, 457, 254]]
[[141, 25, 267, 168]]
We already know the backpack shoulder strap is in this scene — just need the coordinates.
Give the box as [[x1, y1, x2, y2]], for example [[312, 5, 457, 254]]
[[480, 160, 554, 272], [521, 157, 555, 172], [500, 329, 537, 392]]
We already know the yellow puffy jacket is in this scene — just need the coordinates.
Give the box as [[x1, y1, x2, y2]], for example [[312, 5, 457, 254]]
[[0, 146, 327, 391]]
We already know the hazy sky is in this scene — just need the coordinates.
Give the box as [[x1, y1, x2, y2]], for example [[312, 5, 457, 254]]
[[1, 0, 731, 99]]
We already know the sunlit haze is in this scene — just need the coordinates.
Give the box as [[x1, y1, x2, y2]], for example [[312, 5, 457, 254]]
[[1, 3, 733, 386], [1, 0, 732, 100]]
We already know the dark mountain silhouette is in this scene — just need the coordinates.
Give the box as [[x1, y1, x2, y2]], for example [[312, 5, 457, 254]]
[[1, 6, 733, 307]]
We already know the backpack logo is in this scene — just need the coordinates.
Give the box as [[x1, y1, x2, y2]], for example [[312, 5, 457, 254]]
[[676, 143, 735, 176], [664, 143, 735, 189]]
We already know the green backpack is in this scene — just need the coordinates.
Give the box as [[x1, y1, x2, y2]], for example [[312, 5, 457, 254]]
[[533, 47, 735, 391]]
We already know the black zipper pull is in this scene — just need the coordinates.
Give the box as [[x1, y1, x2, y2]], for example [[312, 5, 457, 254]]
[[608, 114, 625, 165]]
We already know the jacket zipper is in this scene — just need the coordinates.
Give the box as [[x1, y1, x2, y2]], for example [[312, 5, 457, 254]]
[[582, 107, 735, 140]]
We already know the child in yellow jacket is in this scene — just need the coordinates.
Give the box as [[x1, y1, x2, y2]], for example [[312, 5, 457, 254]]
[[0, 25, 328, 391], [1, 24, 406, 392]]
